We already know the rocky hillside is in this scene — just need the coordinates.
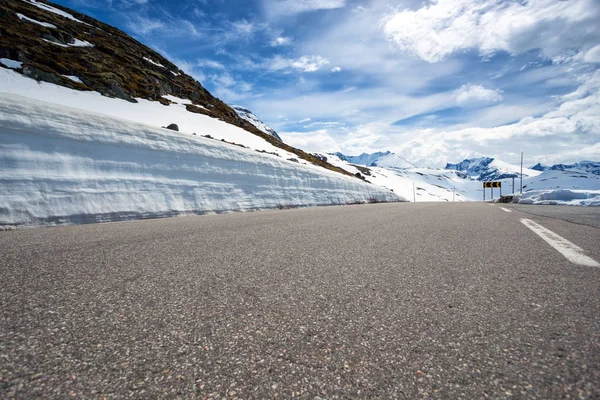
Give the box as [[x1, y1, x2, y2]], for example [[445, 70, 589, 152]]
[[0, 0, 350, 176]]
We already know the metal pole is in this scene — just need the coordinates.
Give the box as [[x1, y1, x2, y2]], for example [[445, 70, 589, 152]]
[[491, 187, 493, 200], [453, 182, 455, 202], [512, 177, 515, 194], [483, 187, 485, 201], [413, 182, 416, 202], [520, 152, 523, 194]]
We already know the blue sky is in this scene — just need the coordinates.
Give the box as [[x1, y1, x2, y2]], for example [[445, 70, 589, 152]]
[[54, 0, 600, 167]]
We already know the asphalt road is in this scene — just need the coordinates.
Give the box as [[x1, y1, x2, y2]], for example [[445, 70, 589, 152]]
[[1, 202, 599, 399]]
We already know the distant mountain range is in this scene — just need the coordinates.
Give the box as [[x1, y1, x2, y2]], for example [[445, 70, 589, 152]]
[[333, 152, 600, 183], [531, 161, 600, 175], [333, 151, 417, 169]]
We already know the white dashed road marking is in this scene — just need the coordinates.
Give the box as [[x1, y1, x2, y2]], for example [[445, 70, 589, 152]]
[[520, 219, 600, 267], [500, 207, 512, 213]]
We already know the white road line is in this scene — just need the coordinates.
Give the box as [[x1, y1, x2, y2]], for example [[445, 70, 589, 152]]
[[488, 204, 495, 206], [500, 207, 512, 213], [520, 219, 600, 267]]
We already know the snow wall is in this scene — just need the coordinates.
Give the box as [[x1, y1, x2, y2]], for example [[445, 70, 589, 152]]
[[0, 94, 402, 227]]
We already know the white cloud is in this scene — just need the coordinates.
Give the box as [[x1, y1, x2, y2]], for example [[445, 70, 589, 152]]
[[196, 59, 225, 70], [383, 0, 600, 63], [271, 36, 293, 46], [264, 0, 346, 17], [289, 56, 330, 72], [393, 71, 600, 166], [583, 45, 600, 64], [331, 66, 341, 72], [126, 16, 165, 35], [298, 117, 312, 123], [241, 54, 331, 74], [303, 121, 345, 128], [232, 20, 254, 34], [280, 129, 342, 153], [455, 84, 503, 106]]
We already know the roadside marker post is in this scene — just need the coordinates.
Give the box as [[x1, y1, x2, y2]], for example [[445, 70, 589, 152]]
[[483, 181, 501, 201]]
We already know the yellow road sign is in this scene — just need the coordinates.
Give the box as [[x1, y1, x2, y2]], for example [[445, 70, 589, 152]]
[[483, 181, 501, 188]]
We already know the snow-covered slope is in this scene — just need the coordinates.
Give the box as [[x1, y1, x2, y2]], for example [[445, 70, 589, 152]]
[[232, 105, 282, 141], [371, 153, 417, 169], [0, 93, 401, 228], [0, 68, 298, 160], [334, 151, 417, 169], [446, 157, 541, 181], [514, 170, 600, 206], [321, 153, 483, 202], [334, 151, 391, 166]]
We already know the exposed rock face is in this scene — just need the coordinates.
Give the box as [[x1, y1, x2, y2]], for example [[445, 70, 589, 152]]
[[165, 123, 179, 132], [0, 0, 352, 177]]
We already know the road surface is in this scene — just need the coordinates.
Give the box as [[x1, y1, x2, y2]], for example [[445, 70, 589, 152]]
[[1, 202, 599, 398]]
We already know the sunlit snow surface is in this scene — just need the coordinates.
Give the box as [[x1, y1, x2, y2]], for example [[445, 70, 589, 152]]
[[322, 154, 600, 205], [0, 92, 401, 227], [16, 12, 57, 28], [0, 59, 23, 69], [0, 68, 298, 160], [514, 170, 600, 206]]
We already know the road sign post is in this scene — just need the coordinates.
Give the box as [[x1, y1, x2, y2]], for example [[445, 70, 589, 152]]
[[483, 181, 501, 201]]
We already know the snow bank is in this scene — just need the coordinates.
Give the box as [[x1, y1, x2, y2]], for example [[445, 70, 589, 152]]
[[507, 170, 600, 206], [0, 68, 299, 161], [0, 94, 401, 228], [514, 190, 600, 206]]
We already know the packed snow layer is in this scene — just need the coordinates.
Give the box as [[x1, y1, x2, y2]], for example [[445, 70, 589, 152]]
[[0, 94, 401, 227], [514, 190, 600, 206], [0, 68, 301, 162], [509, 170, 600, 206]]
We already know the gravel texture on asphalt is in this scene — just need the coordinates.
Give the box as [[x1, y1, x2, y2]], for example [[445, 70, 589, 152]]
[[1, 202, 599, 399]]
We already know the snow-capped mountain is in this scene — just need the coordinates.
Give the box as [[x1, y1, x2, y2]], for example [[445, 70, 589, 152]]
[[531, 161, 600, 175], [445, 157, 541, 181], [231, 106, 282, 141], [334, 151, 417, 169]]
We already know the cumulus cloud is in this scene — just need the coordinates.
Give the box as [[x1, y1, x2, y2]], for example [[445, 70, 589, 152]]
[[383, 0, 600, 63], [264, 0, 346, 17], [583, 45, 600, 64], [394, 71, 600, 166], [331, 66, 342, 72], [291, 55, 330, 72], [455, 84, 503, 106], [271, 36, 293, 46]]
